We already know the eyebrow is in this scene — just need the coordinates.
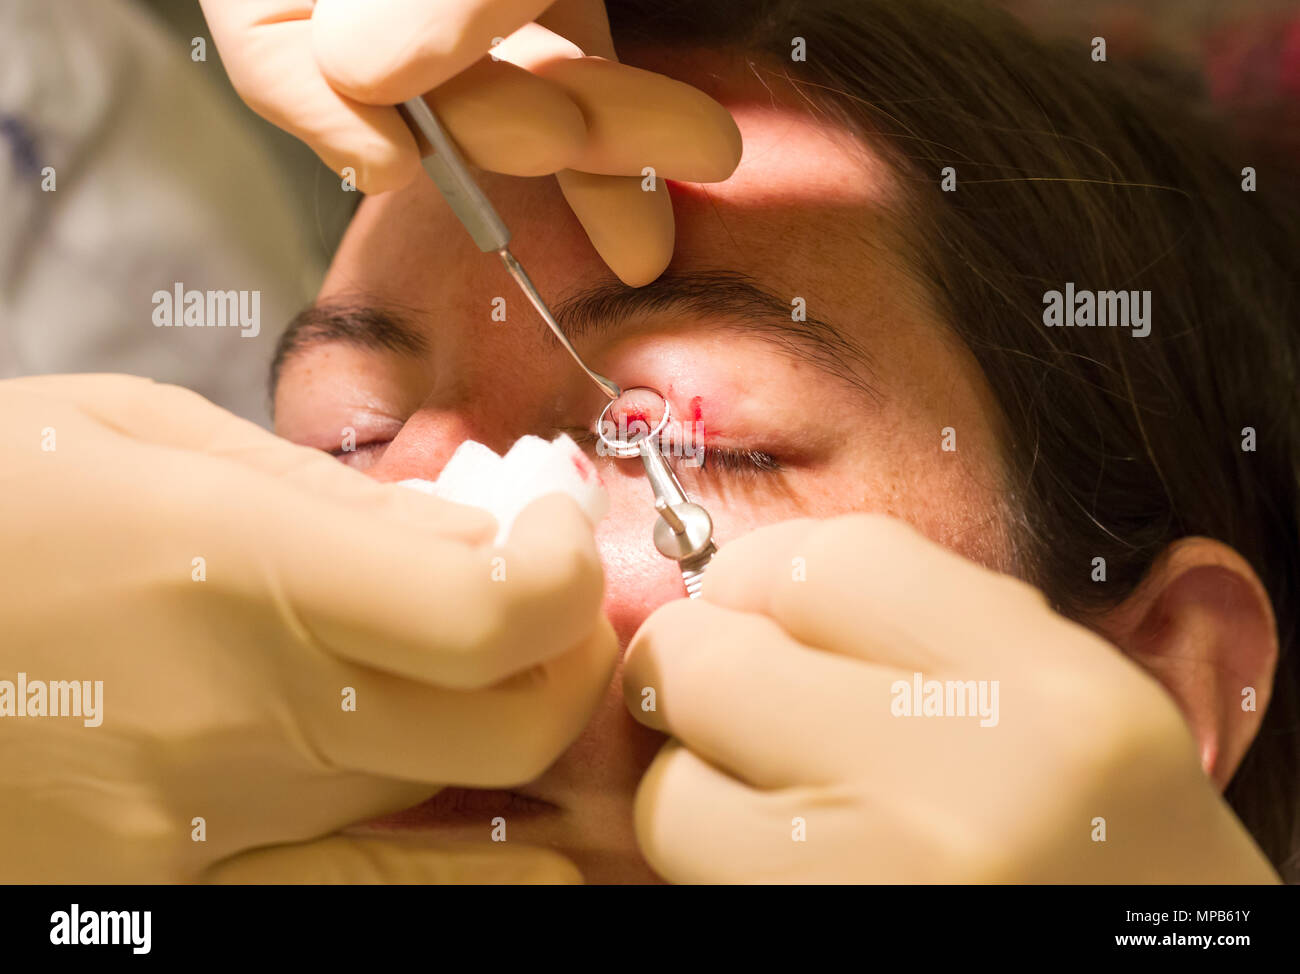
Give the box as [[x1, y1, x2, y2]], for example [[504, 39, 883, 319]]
[[269, 303, 428, 398], [269, 270, 879, 402]]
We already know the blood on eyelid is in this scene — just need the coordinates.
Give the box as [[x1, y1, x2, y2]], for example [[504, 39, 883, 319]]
[[610, 393, 716, 445], [609, 387, 667, 429]]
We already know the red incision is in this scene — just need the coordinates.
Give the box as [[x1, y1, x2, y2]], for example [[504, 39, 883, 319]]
[[685, 394, 711, 459]]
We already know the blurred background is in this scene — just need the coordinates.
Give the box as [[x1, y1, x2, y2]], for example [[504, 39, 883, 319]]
[[1, 0, 1296, 426]]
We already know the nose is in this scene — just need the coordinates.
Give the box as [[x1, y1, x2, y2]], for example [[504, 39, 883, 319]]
[[367, 333, 572, 482], [367, 406, 496, 483]]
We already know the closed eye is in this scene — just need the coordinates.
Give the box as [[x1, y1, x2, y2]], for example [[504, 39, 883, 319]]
[[327, 434, 786, 478], [327, 439, 391, 471], [561, 427, 782, 477]]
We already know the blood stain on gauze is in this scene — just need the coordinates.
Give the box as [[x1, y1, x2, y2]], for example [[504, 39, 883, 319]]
[[397, 433, 609, 545]]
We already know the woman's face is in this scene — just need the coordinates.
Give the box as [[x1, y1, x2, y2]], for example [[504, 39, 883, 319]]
[[273, 53, 1017, 881]]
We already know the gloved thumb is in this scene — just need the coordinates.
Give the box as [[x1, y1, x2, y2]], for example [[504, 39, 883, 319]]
[[203, 835, 583, 884]]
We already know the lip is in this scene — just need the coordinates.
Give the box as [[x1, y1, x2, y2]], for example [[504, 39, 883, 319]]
[[361, 787, 562, 829]]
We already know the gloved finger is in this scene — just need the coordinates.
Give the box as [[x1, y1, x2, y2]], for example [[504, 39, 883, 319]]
[[203, 834, 582, 883], [198, 2, 421, 192], [203, 434, 500, 546], [428, 41, 739, 182], [431, 59, 740, 183], [8, 376, 608, 688], [487, 19, 585, 67], [636, 741, 955, 884], [556, 169, 675, 286], [534, 0, 615, 60], [277, 492, 611, 690], [302, 611, 617, 784], [311, 0, 555, 105], [634, 740, 826, 884], [464, 19, 740, 181], [5, 374, 497, 545], [623, 598, 897, 789], [702, 515, 1048, 670], [534, 58, 743, 182], [427, 57, 588, 177]]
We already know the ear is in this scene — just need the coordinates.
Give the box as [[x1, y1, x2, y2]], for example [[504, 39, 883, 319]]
[[1092, 538, 1278, 789]]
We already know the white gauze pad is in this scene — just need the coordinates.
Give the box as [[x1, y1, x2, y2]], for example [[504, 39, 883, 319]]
[[397, 433, 608, 545]]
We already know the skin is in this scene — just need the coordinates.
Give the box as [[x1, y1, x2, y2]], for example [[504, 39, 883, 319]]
[[273, 50, 1276, 882]]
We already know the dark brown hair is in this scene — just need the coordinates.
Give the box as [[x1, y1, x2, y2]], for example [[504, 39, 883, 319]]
[[606, 0, 1300, 879]]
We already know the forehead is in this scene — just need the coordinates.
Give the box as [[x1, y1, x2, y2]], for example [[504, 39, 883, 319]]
[[320, 50, 911, 319]]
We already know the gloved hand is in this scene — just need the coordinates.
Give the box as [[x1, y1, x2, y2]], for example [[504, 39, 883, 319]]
[[622, 515, 1280, 883], [198, 0, 743, 286], [0, 374, 616, 883]]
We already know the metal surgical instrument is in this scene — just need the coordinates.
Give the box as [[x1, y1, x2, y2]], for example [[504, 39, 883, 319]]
[[397, 96, 620, 401], [399, 99, 715, 597], [596, 390, 718, 598]]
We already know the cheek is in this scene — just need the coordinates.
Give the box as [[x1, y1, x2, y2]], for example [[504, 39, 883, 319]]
[[595, 470, 697, 645], [592, 461, 791, 646], [590, 450, 1010, 649]]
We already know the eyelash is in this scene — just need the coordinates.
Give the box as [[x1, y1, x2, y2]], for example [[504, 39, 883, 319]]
[[328, 442, 387, 460], [563, 429, 781, 477], [700, 446, 782, 476], [325, 437, 785, 477]]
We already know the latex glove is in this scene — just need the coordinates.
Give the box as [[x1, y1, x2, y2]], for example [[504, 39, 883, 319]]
[[198, 0, 742, 286], [0, 374, 615, 883], [623, 515, 1279, 883]]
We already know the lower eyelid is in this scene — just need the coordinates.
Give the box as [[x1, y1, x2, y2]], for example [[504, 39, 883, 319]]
[[327, 441, 391, 470], [329, 440, 389, 456]]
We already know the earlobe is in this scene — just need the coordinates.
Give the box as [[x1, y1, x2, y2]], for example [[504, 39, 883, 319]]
[[1092, 538, 1278, 789]]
